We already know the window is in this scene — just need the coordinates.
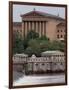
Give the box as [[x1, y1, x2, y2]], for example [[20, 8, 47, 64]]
[[57, 30, 59, 32], [61, 35, 63, 38], [61, 30, 62, 32], [36, 63, 38, 66], [57, 35, 59, 38], [60, 55, 61, 57], [42, 63, 45, 65]]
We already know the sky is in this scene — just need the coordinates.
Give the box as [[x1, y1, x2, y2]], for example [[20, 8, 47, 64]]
[[13, 4, 65, 22]]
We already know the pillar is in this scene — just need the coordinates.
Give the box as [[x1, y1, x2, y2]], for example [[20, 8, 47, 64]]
[[29, 21, 31, 31], [32, 21, 35, 30], [25, 21, 27, 37], [43, 21, 45, 36], [44, 21, 46, 36], [22, 21, 25, 38], [39, 21, 41, 37], [36, 21, 38, 33], [41, 21, 43, 36]]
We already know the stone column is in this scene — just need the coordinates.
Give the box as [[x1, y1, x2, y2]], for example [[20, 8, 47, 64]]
[[36, 21, 38, 33], [34, 22, 36, 31], [31, 21, 33, 30], [27, 21, 28, 36], [43, 21, 45, 36], [25, 21, 27, 37], [39, 21, 41, 37], [32, 21, 35, 30], [41, 21, 43, 36], [22, 21, 25, 38], [29, 21, 31, 31], [44, 21, 46, 36]]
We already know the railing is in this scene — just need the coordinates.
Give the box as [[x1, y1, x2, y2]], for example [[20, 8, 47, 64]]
[[13, 56, 65, 74], [13, 56, 65, 64]]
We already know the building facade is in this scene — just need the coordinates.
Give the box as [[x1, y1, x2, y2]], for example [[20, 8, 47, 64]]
[[13, 22, 22, 35], [13, 51, 65, 74], [13, 9, 65, 41], [56, 22, 65, 41]]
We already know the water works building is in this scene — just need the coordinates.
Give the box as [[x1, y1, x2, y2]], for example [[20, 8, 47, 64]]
[[13, 51, 65, 74]]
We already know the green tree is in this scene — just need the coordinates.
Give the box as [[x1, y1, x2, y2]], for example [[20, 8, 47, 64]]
[[23, 38, 29, 50], [23, 30, 39, 50], [48, 41, 65, 51], [39, 40, 51, 52], [39, 35, 49, 41], [25, 39, 41, 56], [24, 47, 33, 57], [13, 32, 24, 54], [27, 30, 39, 39], [13, 29, 65, 56]]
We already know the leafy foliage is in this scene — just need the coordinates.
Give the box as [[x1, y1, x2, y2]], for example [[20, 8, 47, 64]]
[[13, 32, 24, 54], [27, 30, 39, 39], [13, 30, 65, 56]]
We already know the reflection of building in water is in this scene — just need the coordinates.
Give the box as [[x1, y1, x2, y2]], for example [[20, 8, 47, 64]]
[[13, 9, 65, 41], [13, 51, 65, 74]]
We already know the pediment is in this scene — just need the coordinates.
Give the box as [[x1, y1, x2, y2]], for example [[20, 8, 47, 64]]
[[21, 11, 45, 18], [21, 10, 64, 21]]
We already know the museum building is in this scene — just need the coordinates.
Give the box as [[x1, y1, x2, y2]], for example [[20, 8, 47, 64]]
[[13, 9, 65, 41]]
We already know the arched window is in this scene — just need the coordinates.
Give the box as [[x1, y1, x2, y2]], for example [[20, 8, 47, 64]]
[[35, 63, 38, 66], [42, 63, 45, 65]]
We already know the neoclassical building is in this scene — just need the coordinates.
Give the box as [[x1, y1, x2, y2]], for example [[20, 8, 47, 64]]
[[13, 9, 65, 41], [13, 51, 65, 74]]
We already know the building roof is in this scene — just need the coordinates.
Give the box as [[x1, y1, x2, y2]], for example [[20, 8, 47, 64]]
[[13, 22, 21, 26], [21, 10, 65, 20], [41, 50, 64, 56], [14, 53, 28, 57], [57, 22, 65, 26]]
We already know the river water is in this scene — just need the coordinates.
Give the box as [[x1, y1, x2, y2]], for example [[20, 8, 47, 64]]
[[13, 71, 65, 86]]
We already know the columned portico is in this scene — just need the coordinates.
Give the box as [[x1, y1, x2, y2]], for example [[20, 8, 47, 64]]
[[22, 21, 47, 37], [20, 9, 65, 40]]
